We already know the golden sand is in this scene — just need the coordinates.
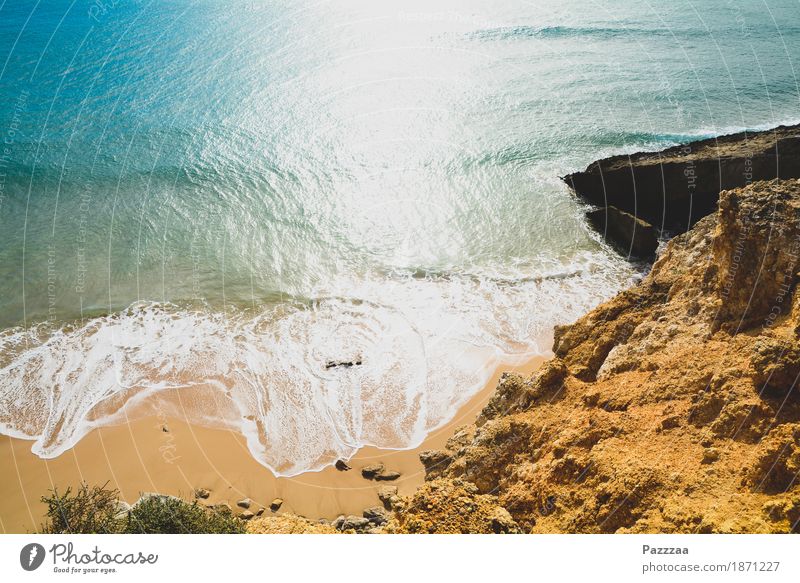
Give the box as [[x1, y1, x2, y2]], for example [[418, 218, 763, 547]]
[[0, 356, 545, 533]]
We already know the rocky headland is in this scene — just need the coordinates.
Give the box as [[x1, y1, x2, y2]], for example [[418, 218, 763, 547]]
[[564, 123, 800, 257]]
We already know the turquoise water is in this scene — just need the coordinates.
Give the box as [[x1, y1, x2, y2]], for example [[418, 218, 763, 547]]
[[1, 0, 799, 475]]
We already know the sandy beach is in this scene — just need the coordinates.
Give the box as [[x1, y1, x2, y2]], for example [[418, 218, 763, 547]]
[[0, 355, 545, 533]]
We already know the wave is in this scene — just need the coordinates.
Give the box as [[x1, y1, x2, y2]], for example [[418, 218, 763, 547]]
[[468, 25, 701, 42], [0, 257, 634, 476], [469, 24, 800, 42]]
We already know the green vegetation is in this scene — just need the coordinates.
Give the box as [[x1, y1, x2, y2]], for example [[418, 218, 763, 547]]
[[124, 494, 245, 534], [40, 482, 121, 534], [40, 483, 245, 534]]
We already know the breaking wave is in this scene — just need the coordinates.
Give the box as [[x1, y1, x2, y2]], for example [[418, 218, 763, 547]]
[[0, 258, 633, 476]]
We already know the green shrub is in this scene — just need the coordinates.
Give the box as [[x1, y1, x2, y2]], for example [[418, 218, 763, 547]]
[[124, 495, 245, 534], [40, 483, 244, 534], [40, 483, 121, 534]]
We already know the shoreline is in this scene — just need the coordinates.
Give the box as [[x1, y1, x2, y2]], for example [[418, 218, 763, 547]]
[[0, 353, 546, 533]]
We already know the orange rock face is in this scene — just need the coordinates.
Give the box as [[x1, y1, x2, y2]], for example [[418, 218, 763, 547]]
[[393, 179, 800, 534]]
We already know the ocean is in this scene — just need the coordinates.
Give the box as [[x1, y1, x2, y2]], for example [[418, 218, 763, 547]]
[[0, 0, 798, 475]]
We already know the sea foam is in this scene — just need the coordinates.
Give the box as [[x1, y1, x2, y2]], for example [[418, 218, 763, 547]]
[[0, 254, 632, 476]]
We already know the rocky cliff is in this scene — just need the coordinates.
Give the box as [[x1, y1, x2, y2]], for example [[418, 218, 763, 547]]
[[564, 124, 800, 257], [388, 178, 800, 533]]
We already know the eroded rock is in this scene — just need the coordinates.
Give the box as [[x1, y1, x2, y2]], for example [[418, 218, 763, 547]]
[[586, 205, 659, 258], [396, 178, 800, 533], [387, 479, 520, 534]]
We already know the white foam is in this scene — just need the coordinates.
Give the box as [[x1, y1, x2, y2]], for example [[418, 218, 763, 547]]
[[0, 253, 633, 476]]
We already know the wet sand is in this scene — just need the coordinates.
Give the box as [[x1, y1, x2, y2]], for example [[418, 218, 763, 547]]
[[0, 355, 545, 533]]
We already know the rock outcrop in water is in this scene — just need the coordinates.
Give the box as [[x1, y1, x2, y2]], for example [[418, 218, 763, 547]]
[[388, 178, 800, 533], [564, 123, 800, 257]]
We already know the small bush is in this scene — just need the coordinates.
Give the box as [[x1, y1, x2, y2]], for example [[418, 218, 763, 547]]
[[124, 495, 245, 534], [40, 483, 121, 534], [40, 483, 244, 534]]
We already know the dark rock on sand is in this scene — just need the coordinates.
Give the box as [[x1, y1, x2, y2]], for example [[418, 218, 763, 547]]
[[236, 498, 252, 509], [361, 462, 385, 479], [325, 359, 363, 370], [270, 498, 283, 512], [335, 459, 351, 471], [375, 470, 401, 481], [361, 461, 400, 481]]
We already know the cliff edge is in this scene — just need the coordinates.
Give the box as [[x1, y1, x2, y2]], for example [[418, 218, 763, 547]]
[[564, 124, 800, 257], [388, 178, 800, 533]]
